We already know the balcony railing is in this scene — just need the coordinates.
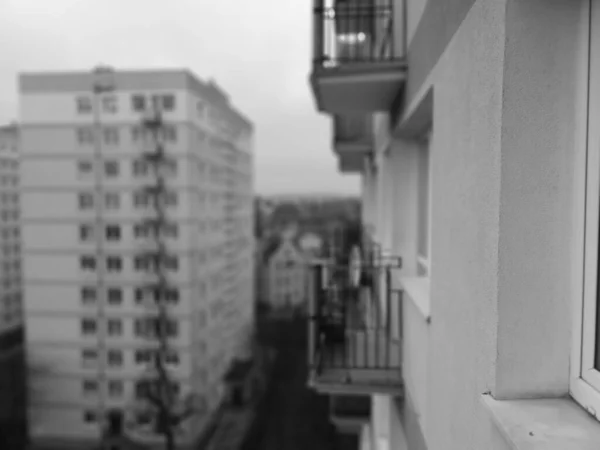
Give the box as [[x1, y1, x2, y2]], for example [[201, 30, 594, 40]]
[[313, 0, 400, 69], [307, 256, 403, 395]]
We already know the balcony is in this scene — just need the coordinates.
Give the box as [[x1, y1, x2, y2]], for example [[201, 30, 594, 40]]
[[307, 259, 403, 395], [329, 395, 371, 434], [310, 0, 407, 114], [333, 114, 372, 152], [337, 151, 365, 174]]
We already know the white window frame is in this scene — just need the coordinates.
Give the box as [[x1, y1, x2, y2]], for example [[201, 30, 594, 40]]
[[571, 0, 600, 420], [416, 129, 432, 277]]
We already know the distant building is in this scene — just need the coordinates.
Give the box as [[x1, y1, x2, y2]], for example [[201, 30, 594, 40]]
[[0, 123, 26, 449], [18, 68, 255, 449], [262, 226, 312, 312]]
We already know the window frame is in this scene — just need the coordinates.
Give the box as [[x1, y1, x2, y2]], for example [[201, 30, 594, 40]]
[[571, 0, 600, 420], [416, 129, 432, 277]]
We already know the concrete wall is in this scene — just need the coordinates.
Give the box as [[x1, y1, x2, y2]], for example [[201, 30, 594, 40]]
[[368, 0, 590, 449]]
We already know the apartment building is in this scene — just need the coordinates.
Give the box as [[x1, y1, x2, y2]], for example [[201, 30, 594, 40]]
[[307, 1, 600, 449], [0, 123, 26, 448], [19, 68, 255, 449]]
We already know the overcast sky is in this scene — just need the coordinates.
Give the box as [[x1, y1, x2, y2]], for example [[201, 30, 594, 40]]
[[0, 0, 359, 195]]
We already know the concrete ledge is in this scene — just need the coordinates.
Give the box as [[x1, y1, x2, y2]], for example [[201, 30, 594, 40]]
[[481, 394, 600, 450], [396, 276, 431, 323]]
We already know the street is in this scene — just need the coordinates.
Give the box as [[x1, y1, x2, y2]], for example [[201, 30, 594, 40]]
[[250, 316, 357, 450]]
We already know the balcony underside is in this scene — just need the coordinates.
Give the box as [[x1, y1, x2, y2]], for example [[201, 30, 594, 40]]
[[310, 63, 407, 114], [309, 330, 403, 395], [333, 113, 372, 155], [337, 151, 365, 174], [329, 395, 371, 435]]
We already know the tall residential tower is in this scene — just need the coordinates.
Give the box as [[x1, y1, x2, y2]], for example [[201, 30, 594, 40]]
[[19, 68, 255, 448], [0, 123, 26, 448]]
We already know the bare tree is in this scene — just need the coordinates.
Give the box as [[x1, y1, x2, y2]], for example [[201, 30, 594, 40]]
[[132, 106, 194, 450]]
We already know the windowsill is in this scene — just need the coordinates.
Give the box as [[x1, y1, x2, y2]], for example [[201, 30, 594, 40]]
[[482, 394, 600, 450], [395, 275, 431, 323]]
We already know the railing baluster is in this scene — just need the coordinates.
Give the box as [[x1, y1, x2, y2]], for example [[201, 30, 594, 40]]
[[385, 266, 391, 368]]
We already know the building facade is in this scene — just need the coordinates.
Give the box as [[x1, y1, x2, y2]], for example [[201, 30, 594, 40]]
[[307, 1, 600, 449], [263, 229, 310, 312], [0, 123, 26, 448], [19, 68, 255, 448]]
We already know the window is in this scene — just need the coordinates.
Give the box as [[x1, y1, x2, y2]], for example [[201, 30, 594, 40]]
[[105, 192, 120, 210], [132, 94, 146, 112], [134, 191, 149, 208], [107, 288, 122, 305], [163, 125, 177, 142], [79, 224, 95, 241], [573, 3, 600, 418], [81, 287, 97, 305], [416, 130, 432, 277], [80, 256, 96, 271], [107, 349, 123, 367], [78, 193, 94, 210], [166, 256, 179, 271], [166, 288, 179, 304], [81, 349, 98, 367], [131, 126, 145, 142], [197, 100, 206, 117], [77, 128, 94, 145], [165, 223, 178, 238], [106, 256, 122, 272], [76, 96, 93, 114], [108, 380, 123, 397], [107, 319, 122, 336], [134, 255, 149, 272], [135, 349, 151, 364], [134, 223, 149, 239], [77, 160, 93, 176], [105, 160, 119, 177], [102, 95, 118, 113], [83, 410, 97, 423], [81, 318, 97, 335], [106, 225, 121, 241], [133, 159, 148, 176], [167, 158, 177, 174], [163, 94, 176, 111], [103, 127, 119, 146], [166, 351, 179, 365], [151, 94, 176, 112], [82, 379, 98, 394]]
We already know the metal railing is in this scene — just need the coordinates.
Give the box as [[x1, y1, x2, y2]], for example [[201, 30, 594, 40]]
[[313, 0, 400, 68], [308, 257, 402, 381]]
